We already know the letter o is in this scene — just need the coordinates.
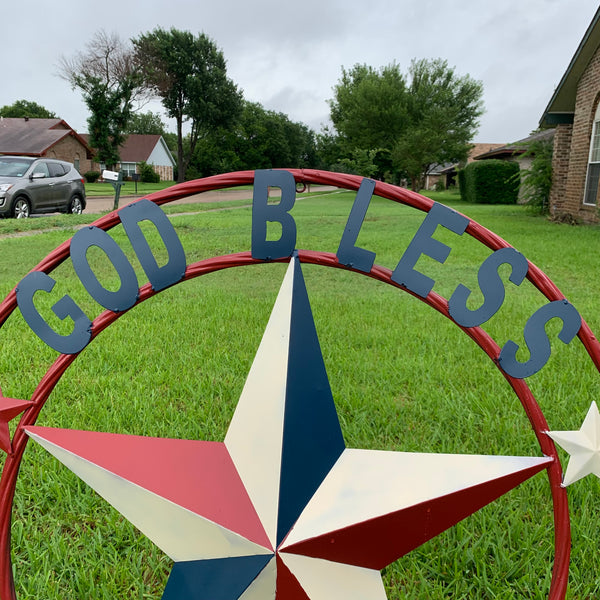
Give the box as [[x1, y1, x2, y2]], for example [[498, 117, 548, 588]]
[[70, 226, 139, 312]]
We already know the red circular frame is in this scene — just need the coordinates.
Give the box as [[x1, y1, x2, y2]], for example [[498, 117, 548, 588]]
[[1, 169, 599, 599]]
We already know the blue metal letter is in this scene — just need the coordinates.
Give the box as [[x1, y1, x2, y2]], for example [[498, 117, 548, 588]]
[[336, 178, 377, 273], [16, 271, 92, 354], [71, 226, 139, 312], [251, 170, 297, 260], [498, 300, 582, 378], [119, 199, 186, 291], [391, 203, 469, 297], [449, 247, 529, 327]]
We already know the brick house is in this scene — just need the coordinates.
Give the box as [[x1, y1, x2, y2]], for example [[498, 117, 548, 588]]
[[472, 130, 555, 202], [83, 134, 176, 181], [439, 143, 506, 188], [540, 7, 600, 222], [0, 118, 94, 173]]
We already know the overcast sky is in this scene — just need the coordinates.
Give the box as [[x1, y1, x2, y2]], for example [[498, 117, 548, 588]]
[[3, 0, 599, 144]]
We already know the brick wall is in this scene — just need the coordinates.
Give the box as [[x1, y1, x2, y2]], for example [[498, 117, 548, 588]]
[[44, 135, 94, 175], [558, 44, 600, 222], [549, 123, 573, 216]]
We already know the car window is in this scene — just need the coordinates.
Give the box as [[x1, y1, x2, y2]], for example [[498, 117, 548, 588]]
[[32, 162, 50, 178], [48, 163, 67, 177], [0, 159, 33, 177]]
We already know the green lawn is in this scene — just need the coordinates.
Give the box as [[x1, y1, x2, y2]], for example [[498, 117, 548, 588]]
[[1, 189, 599, 598], [84, 180, 175, 197]]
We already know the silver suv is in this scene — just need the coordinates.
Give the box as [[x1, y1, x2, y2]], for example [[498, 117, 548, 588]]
[[0, 156, 86, 218]]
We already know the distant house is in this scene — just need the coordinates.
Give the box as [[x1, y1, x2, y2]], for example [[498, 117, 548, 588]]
[[473, 130, 555, 201], [540, 6, 600, 222], [438, 143, 506, 188], [0, 118, 94, 173], [83, 134, 176, 181], [472, 130, 554, 166]]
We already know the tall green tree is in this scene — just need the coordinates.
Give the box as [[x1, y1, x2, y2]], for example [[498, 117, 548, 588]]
[[186, 101, 318, 178], [132, 28, 243, 182], [125, 111, 167, 136], [0, 100, 57, 119], [329, 63, 408, 160], [392, 58, 483, 190], [329, 59, 483, 190], [58, 30, 144, 168]]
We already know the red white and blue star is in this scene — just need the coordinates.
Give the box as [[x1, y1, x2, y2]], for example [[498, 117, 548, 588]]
[[25, 256, 552, 599]]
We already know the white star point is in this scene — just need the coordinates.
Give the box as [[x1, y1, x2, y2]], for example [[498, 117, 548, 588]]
[[547, 401, 600, 486]]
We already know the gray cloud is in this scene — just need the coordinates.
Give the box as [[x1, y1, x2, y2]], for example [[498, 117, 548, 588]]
[[2, 0, 598, 143]]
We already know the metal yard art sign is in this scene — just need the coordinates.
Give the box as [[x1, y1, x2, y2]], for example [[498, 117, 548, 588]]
[[0, 169, 599, 599]]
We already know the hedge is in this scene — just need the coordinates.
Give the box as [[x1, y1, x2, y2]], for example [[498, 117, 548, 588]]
[[83, 171, 101, 183], [459, 159, 520, 204], [139, 161, 161, 183]]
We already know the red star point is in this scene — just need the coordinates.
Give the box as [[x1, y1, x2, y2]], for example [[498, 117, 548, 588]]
[[0, 395, 33, 454]]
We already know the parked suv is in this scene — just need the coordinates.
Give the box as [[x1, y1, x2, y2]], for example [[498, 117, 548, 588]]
[[0, 156, 86, 218]]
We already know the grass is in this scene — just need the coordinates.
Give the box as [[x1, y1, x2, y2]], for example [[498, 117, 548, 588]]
[[1, 188, 600, 598], [84, 181, 175, 197]]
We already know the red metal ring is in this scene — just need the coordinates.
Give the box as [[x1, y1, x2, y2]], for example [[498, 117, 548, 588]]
[[1, 169, 593, 599]]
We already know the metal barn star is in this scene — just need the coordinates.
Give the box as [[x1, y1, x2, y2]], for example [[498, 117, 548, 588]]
[[547, 401, 600, 486], [26, 256, 551, 599]]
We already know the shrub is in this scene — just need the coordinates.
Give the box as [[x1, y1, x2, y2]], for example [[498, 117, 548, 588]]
[[519, 137, 553, 214], [138, 161, 160, 183], [459, 160, 520, 204], [84, 171, 101, 183]]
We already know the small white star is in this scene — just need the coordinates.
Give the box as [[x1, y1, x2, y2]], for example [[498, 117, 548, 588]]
[[547, 401, 600, 486]]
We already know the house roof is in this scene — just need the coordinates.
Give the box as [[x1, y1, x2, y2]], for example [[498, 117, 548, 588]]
[[82, 133, 175, 166], [540, 7, 600, 127], [468, 143, 505, 161], [119, 134, 173, 164], [473, 129, 555, 160], [0, 118, 93, 157], [438, 143, 506, 174]]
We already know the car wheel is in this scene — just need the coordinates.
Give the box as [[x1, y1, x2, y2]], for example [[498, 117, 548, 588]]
[[12, 198, 30, 219], [68, 196, 84, 215]]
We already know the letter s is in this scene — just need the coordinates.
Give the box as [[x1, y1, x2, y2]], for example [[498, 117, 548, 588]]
[[449, 247, 529, 327], [498, 300, 581, 378]]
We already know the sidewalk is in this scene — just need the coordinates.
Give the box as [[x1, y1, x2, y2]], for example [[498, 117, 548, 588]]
[[85, 185, 339, 214]]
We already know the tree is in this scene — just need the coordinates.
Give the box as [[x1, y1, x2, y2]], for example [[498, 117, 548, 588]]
[[0, 100, 57, 119], [329, 63, 408, 174], [185, 101, 318, 178], [132, 28, 243, 182], [58, 30, 145, 168], [126, 111, 167, 136], [392, 59, 483, 190], [329, 59, 483, 190]]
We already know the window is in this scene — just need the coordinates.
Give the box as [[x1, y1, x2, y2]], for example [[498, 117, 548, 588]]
[[120, 163, 137, 179], [0, 157, 34, 177], [32, 162, 50, 178], [48, 163, 67, 177], [583, 105, 600, 205]]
